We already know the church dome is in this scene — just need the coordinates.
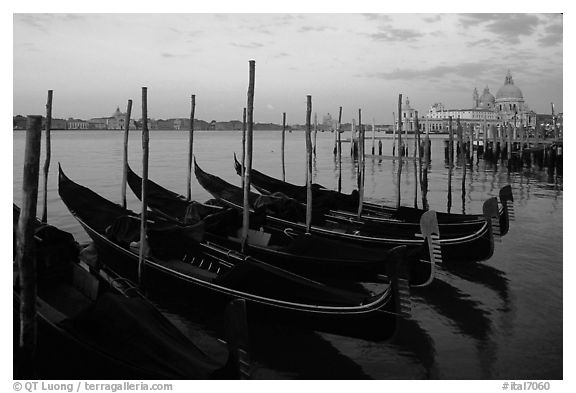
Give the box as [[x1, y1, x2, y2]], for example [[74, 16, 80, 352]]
[[480, 86, 495, 105], [496, 70, 523, 100], [112, 106, 123, 117]]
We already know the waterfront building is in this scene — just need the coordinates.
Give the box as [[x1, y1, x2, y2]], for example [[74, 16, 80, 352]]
[[394, 97, 418, 133], [88, 106, 136, 130], [49, 118, 67, 130], [420, 70, 537, 133], [67, 118, 89, 130], [321, 113, 335, 130]]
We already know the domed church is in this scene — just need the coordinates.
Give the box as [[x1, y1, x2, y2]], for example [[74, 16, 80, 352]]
[[473, 86, 495, 110], [422, 70, 536, 133], [474, 70, 535, 126]]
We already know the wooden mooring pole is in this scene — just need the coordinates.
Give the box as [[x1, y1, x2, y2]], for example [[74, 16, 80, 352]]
[[357, 109, 364, 218], [337, 106, 343, 193], [138, 87, 149, 287], [242, 61, 255, 253], [392, 112, 397, 156], [492, 124, 498, 159], [396, 95, 403, 209], [187, 94, 196, 201], [313, 112, 318, 157], [121, 99, 133, 209], [448, 116, 454, 167], [241, 107, 246, 194], [17, 116, 43, 379], [371, 118, 376, 155], [305, 96, 313, 233], [350, 119, 356, 158], [422, 135, 430, 211], [456, 118, 463, 160], [281, 112, 286, 182], [482, 114, 488, 157], [415, 111, 422, 209], [41, 90, 52, 224]]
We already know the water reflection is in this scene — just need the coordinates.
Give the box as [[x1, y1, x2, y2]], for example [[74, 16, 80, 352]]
[[413, 277, 492, 342], [444, 262, 510, 308], [389, 316, 437, 378]]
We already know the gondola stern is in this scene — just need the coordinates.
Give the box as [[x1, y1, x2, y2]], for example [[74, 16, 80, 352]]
[[499, 185, 515, 223], [233, 153, 242, 176], [483, 197, 501, 243], [419, 209, 442, 267]]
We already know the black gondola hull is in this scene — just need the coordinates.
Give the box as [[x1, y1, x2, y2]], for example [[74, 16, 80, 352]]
[[198, 161, 495, 263]]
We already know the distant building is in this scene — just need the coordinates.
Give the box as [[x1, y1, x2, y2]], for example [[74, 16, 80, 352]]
[[321, 113, 335, 130], [394, 97, 418, 132], [88, 106, 136, 130], [420, 70, 537, 133], [88, 118, 108, 130], [67, 118, 89, 130], [47, 118, 67, 130], [155, 119, 175, 130], [423, 103, 498, 132]]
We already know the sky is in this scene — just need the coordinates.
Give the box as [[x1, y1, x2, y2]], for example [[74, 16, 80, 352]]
[[12, 11, 564, 124]]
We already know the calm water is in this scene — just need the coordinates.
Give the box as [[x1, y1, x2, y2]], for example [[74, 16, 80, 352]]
[[13, 130, 562, 379]]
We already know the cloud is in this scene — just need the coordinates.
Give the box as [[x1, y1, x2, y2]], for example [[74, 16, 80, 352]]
[[422, 15, 442, 23], [538, 22, 563, 46], [274, 52, 290, 58], [61, 14, 86, 22], [466, 38, 495, 47], [362, 14, 392, 23], [298, 25, 331, 33], [231, 42, 264, 49], [161, 52, 189, 59], [459, 14, 541, 44], [370, 28, 424, 42], [459, 13, 501, 26], [249, 25, 273, 35], [15, 14, 50, 32], [362, 63, 490, 81]]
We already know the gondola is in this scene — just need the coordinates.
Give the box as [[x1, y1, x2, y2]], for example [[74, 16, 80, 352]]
[[233, 154, 513, 237], [58, 166, 408, 341], [12, 204, 246, 379], [196, 160, 497, 263], [126, 164, 437, 287]]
